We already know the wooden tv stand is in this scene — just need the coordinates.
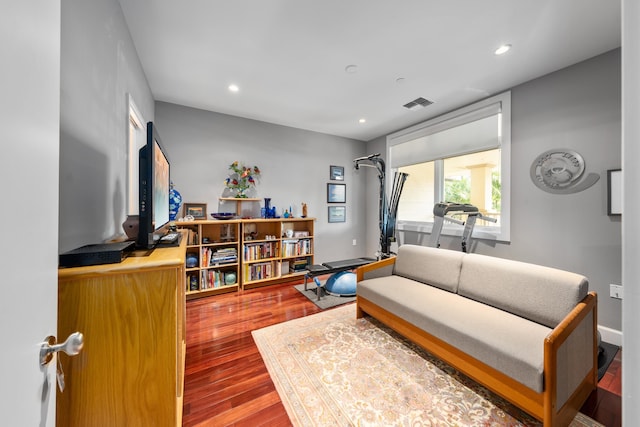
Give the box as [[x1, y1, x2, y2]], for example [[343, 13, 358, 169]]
[[57, 232, 187, 426]]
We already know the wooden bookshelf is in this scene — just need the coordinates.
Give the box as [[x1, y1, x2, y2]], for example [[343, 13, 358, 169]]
[[241, 217, 314, 289], [178, 217, 315, 296], [178, 220, 241, 300]]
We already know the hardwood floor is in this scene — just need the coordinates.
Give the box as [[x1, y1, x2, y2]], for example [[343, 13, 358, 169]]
[[183, 282, 319, 426], [580, 348, 622, 427], [182, 282, 622, 427]]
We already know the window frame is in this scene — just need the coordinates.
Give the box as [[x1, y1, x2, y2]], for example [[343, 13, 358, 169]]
[[386, 91, 511, 243], [127, 94, 146, 215]]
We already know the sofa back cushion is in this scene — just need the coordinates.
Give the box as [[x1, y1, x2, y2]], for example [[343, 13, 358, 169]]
[[458, 253, 588, 328], [394, 245, 465, 292]]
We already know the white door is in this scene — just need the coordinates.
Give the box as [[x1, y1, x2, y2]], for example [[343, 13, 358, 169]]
[[0, 1, 61, 425]]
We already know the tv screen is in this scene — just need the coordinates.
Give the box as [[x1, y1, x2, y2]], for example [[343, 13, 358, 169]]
[[137, 122, 171, 248]]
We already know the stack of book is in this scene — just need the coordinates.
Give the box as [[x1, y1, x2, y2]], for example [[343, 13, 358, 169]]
[[290, 257, 309, 273], [202, 247, 238, 267]]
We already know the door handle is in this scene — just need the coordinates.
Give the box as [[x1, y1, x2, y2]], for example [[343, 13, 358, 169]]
[[40, 332, 84, 365]]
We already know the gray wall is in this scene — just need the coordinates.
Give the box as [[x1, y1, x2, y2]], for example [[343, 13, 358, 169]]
[[59, 0, 154, 252], [506, 49, 621, 334], [154, 102, 368, 262], [369, 49, 622, 334]]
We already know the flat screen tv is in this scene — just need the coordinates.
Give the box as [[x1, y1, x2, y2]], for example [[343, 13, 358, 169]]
[[137, 122, 171, 249]]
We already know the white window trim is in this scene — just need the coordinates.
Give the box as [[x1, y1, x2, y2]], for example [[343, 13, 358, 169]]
[[386, 92, 511, 243], [127, 94, 146, 215]]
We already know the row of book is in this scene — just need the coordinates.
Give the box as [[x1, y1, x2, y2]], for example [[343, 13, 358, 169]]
[[281, 239, 312, 257], [244, 262, 276, 282], [243, 242, 277, 261], [185, 229, 199, 246], [242, 257, 312, 282], [202, 247, 237, 267], [186, 269, 236, 291], [202, 269, 235, 289], [183, 228, 238, 246]]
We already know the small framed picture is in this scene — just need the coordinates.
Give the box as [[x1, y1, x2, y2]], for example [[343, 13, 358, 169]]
[[330, 165, 344, 181], [327, 183, 346, 203], [184, 203, 207, 219], [328, 206, 346, 223]]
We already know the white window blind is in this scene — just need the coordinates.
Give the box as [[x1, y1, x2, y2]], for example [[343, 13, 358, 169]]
[[390, 114, 500, 168]]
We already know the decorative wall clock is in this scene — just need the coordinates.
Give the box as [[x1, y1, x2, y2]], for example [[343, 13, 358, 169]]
[[530, 149, 600, 194]]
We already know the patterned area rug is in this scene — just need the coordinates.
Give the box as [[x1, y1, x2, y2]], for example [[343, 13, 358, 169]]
[[252, 304, 602, 427]]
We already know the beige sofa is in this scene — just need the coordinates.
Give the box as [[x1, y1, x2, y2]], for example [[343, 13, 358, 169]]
[[356, 244, 597, 427]]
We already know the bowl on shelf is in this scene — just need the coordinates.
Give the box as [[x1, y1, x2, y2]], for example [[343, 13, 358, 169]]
[[211, 212, 236, 220]]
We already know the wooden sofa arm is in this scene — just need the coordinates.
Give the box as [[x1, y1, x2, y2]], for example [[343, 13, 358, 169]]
[[356, 256, 396, 281], [543, 291, 598, 426]]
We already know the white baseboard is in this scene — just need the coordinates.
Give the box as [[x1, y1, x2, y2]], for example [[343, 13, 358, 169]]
[[598, 325, 622, 347]]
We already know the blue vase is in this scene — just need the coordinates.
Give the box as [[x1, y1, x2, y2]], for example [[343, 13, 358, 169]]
[[264, 198, 271, 218], [169, 182, 182, 221]]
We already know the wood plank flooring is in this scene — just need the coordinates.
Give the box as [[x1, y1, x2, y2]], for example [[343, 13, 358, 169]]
[[182, 282, 622, 427], [580, 348, 622, 427]]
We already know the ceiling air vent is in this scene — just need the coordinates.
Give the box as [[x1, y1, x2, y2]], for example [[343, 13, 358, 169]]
[[403, 97, 434, 110]]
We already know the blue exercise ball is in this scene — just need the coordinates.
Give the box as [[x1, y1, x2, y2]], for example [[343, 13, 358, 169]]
[[324, 271, 357, 297]]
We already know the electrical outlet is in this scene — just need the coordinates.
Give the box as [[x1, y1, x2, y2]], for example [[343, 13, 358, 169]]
[[352, 239, 357, 246], [610, 284, 623, 299]]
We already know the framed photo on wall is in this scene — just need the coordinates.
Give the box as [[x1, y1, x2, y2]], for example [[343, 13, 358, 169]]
[[328, 206, 346, 223], [330, 165, 344, 181], [327, 183, 346, 203], [184, 202, 207, 219]]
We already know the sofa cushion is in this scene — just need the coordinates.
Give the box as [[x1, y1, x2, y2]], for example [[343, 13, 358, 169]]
[[393, 245, 465, 292], [458, 254, 588, 328], [358, 276, 551, 392]]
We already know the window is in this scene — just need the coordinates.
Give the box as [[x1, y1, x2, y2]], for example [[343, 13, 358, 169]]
[[127, 94, 146, 215], [387, 92, 511, 242]]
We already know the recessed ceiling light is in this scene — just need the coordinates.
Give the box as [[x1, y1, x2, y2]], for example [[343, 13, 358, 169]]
[[396, 77, 406, 84], [494, 44, 512, 55], [228, 84, 239, 92], [359, 118, 366, 124]]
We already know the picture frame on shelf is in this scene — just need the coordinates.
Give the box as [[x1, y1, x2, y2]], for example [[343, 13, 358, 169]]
[[330, 165, 344, 181], [327, 183, 346, 203], [328, 206, 346, 223], [607, 169, 622, 216], [184, 203, 207, 219]]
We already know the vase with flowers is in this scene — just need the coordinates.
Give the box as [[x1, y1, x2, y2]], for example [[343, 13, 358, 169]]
[[225, 161, 261, 198]]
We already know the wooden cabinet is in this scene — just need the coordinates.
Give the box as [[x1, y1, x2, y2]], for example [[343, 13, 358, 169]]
[[57, 234, 187, 427], [179, 220, 241, 299], [178, 217, 315, 295]]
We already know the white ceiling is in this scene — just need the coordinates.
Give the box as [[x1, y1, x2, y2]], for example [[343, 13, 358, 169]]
[[118, 0, 621, 142]]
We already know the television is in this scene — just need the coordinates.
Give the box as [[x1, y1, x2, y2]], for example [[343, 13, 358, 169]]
[[137, 122, 171, 249]]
